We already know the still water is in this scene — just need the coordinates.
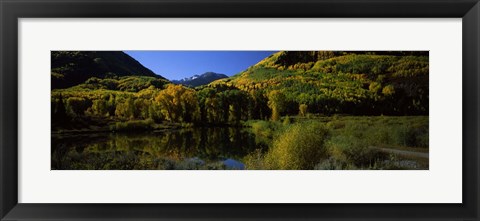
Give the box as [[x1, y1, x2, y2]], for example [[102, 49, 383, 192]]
[[52, 127, 265, 170]]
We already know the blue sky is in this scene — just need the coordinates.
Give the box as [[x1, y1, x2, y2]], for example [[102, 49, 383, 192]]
[[124, 51, 276, 80]]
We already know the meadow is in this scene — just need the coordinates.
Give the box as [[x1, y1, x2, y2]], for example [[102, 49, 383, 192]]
[[244, 115, 428, 170]]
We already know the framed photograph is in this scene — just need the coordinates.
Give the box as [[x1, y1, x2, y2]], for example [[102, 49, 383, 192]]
[[1, 0, 479, 220]]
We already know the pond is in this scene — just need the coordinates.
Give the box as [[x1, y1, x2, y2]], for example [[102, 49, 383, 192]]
[[51, 127, 267, 170]]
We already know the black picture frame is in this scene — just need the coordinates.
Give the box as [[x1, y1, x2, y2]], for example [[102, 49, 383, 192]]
[[1, 0, 479, 220]]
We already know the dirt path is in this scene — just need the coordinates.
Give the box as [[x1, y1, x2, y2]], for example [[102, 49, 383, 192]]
[[370, 147, 429, 159]]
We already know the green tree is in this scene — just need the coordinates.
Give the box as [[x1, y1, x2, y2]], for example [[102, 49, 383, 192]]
[[106, 94, 116, 117], [382, 85, 395, 96], [52, 94, 68, 122], [205, 97, 219, 123], [66, 97, 91, 117], [155, 84, 199, 122], [267, 90, 286, 121], [115, 97, 135, 119], [369, 82, 382, 94], [92, 98, 108, 116], [298, 104, 308, 117]]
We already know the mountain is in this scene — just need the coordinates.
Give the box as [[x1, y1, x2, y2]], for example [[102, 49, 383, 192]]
[[210, 51, 429, 116], [51, 51, 164, 89], [172, 72, 228, 87]]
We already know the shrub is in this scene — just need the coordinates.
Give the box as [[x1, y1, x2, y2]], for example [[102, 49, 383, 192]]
[[326, 120, 346, 130], [299, 104, 308, 117], [282, 116, 291, 125], [395, 124, 429, 147], [314, 158, 357, 170], [327, 135, 384, 168], [264, 122, 330, 169], [243, 149, 265, 170], [110, 119, 154, 132], [249, 120, 280, 138]]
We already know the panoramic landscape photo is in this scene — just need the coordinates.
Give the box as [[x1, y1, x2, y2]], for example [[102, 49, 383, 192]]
[[51, 51, 429, 170]]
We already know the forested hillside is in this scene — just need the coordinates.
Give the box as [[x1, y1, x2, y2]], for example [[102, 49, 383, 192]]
[[51, 51, 163, 89], [51, 51, 428, 131], [212, 51, 428, 116]]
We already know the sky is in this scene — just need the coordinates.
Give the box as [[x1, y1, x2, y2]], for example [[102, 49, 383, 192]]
[[124, 51, 276, 80]]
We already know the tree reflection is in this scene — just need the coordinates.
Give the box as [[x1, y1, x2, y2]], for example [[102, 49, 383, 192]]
[[51, 127, 265, 170]]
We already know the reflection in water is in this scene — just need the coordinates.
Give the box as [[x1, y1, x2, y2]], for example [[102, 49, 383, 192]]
[[223, 159, 245, 170], [52, 127, 266, 170]]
